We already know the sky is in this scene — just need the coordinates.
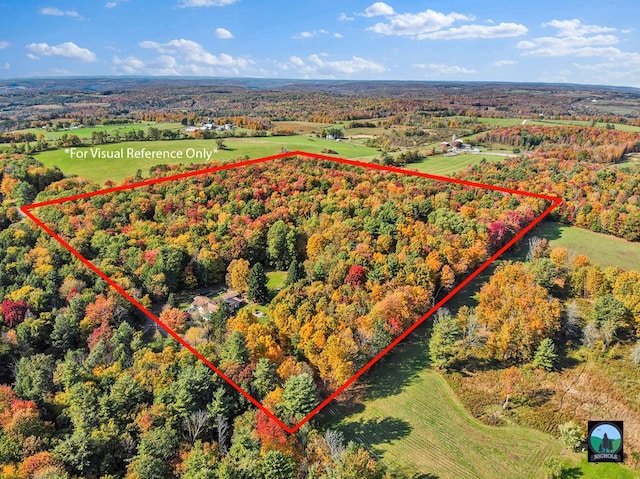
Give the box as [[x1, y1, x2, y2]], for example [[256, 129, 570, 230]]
[[0, 0, 639, 87]]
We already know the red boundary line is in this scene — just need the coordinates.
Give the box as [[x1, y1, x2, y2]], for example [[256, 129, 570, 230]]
[[21, 151, 562, 434]]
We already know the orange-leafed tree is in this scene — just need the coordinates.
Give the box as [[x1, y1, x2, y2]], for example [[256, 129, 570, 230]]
[[476, 262, 562, 362]]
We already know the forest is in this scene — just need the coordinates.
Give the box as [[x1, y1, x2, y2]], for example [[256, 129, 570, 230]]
[[1, 78, 640, 478]]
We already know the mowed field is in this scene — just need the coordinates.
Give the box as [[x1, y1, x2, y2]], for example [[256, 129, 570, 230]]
[[324, 334, 563, 479], [34, 136, 380, 184], [532, 221, 640, 271], [408, 152, 509, 176], [16, 122, 184, 140]]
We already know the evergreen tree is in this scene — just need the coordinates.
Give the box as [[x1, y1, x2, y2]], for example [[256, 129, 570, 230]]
[[252, 358, 278, 399], [247, 263, 269, 304], [261, 450, 297, 479], [284, 258, 305, 286], [428, 309, 460, 370], [221, 331, 250, 364], [532, 338, 557, 371], [281, 373, 317, 421]]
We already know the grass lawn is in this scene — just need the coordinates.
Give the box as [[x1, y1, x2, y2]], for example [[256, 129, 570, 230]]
[[530, 221, 640, 271], [34, 135, 380, 184], [266, 271, 287, 291], [407, 152, 508, 176], [562, 456, 638, 479], [322, 332, 564, 479]]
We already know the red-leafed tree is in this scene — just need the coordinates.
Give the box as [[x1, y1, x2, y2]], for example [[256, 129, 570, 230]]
[[255, 410, 289, 452], [159, 307, 188, 334], [345, 265, 366, 287], [1, 300, 31, 328], [87, 319, 114, 351]]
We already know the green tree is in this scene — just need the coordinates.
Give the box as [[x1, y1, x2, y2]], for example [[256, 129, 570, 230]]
[[284, 258, 305, 286], [543, 457, 564, 479], [429, 309, 460, 370], [558, 421, 584, 451], [532, 338, 557, 371], [129, 427, 178, 479], [51, 313, 80, 355], [15, 353, 54, 403], [593, 294, 628, 348], [267, 220, 291, 270], [182, 441, 218, 479], [261, 450, 297, 479], [221, 331, 250, 365], [252, 358, 278, 399], [247, 263, 269, 304], [281, 373, 317, 421]]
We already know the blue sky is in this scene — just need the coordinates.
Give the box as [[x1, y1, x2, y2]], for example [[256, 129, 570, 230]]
[[0, 0, 639, 87]]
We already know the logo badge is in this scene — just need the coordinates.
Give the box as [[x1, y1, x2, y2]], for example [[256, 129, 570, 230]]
[[588, 421, 623, 462]]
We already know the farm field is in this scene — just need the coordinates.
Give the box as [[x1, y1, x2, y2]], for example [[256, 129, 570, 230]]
[[532, 221, 640, 271], [14, 122, 184, 140], [408, 152, 509, 175], [326, 333, 563, 479], [34, 135, 380, 183]]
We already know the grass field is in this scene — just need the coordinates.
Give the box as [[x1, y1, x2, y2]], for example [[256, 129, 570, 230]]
[[34, 136, 380, 184], [16, 122, 184, 140], [408, 152, 509, 176], [266, 271, 286, 290], [531, 221, 640, 271], [324, 332, 563, 478]]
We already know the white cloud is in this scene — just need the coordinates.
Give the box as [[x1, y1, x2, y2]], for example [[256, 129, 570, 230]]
[[364, 6, 526, 41], [293, 29, 343, 40], [118, 38, 252, 75], [518, 19, 623, 57], [0, 63, 9, 70], [0, 41, 9, 49], [494, 59, 516, 67], [368, 9, 473, 37], [178, 0, 237, 7], [543, 19, 616, 36], [105, 0, 129, 7], [414, 63, 476, 74], [215, 28, 233, 39], [419, 22, 527, 40], [363, 2, 395, 17], [113, 55, 179, 75], [338, 12, 354, 21], [26, 42, 97, 62], [140, 39, 249, 68], [40, 7, 80, 17], [285, 54, 386, 78], [26, 53, 39, 60]]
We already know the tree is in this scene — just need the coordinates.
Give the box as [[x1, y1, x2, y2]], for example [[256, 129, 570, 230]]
[[267, 221, 291, 270], [476, 262, 562, 362], [429, 309, 460, 370], [221, 331, 250, 365], [532, 338, 557, 371], [128, 427, 178, 479], [14, 354, 54, 403], [252, 358, 278, 399], [543, 457, 564, 479], [281, 373, 317, 421], [247, 263, 269, 304], [1, 300, 31, 328], [182, 441, 218, 479], [226, 259, 250, 293], [284, 259, 305, 286], [345, 265, 366, 287], [158, 307, 188, 334], [558, 421, 584, 451], [261, 450, 296, 479]]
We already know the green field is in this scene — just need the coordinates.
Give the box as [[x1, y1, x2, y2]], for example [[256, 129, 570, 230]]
[[408, 152, 509, 176], [531, 221, 640, 271], [325, 333, 563, 478], [34, 136, 380, 184], [16, 122, 184, 140], [266, 271, 286, 290]]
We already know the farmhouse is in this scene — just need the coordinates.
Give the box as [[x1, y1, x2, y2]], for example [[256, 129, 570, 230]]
[[189, 291, 244, 316]]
